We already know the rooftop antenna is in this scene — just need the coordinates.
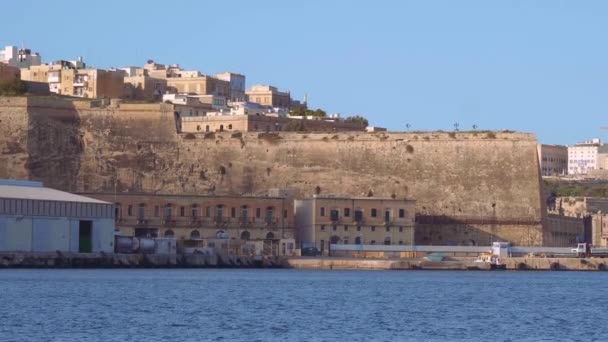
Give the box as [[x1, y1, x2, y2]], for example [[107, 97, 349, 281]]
[[454, 122, 460, 131]]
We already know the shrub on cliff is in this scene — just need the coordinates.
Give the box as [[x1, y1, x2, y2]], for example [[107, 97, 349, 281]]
[[0, 79, 27, 96]]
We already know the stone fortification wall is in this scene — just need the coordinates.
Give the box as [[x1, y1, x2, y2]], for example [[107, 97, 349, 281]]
[[0, 97, 546, 245]]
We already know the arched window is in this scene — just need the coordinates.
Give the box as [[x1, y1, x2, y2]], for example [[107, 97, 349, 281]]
[[241, 231, 250, 240], [330, 235, 341, 244], [190, 230, 200, 239], [205, 125, 210, 132], [384, 237, 391, 245], [191, 204, 199, 218], [164, 229, 174, 238], [228, 124, 233, 130], [355, 236, 362, 245], [219, 125, 224, 132], [266, 232, 275, 240]]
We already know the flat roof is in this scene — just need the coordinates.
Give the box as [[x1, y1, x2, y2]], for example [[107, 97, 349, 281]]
[[311, 195, 415, 202], [0, 184, 110, 204]]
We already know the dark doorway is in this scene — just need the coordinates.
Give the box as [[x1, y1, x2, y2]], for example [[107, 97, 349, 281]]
[[79, 220, 92, 253]]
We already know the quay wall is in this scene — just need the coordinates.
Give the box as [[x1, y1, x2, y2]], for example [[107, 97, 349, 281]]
[[0, 96, 546, 245]]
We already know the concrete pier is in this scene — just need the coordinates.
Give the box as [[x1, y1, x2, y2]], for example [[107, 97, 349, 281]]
[[286, 257, 608, 271]]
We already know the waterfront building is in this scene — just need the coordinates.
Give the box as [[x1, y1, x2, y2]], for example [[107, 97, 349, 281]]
[[246, 84, 292, 109], [568, 138, 601, 175], [537, 144, 568, 176], [215, 72, 246, 102], [82, 189, 297, 256], [0, 45, 41, 68], [295, 196, 416, 255], [0, 180, 115, 253]]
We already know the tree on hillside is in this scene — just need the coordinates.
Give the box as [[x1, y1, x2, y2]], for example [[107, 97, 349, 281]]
[[345, 115, 369, 126], [0, 79, 27, 96]]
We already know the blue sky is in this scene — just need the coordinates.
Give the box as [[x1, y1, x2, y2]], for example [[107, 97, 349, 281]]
[[2, 0, 607, 144]]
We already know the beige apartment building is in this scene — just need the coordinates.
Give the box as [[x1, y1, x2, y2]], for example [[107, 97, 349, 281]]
[[166, 76, 230, 98], [123, 74, 167, 101], [84, 190, 297, 256], [295, 196, 416, 255], [246, 84, 292, 108], [537, 144, 567, 176], [22, 63, 124, 99]]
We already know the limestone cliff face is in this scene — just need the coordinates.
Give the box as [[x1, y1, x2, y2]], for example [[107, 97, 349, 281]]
[[0, 97, 546, 245]]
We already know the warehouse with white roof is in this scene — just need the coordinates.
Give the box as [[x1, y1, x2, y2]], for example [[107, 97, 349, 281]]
[[0, 180, 115, 253]]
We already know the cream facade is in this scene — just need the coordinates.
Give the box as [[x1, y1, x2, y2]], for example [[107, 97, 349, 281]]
[[295, 196, 416, 255], [246, 84, 291, 108], [83, 190, 297, 256], [568, 139, 601, 175], [537, 144, 567, 176], [215, 72, 246, 101]]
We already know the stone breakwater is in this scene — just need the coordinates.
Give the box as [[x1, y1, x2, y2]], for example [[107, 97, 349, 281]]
[[0, 252, 285, 268]]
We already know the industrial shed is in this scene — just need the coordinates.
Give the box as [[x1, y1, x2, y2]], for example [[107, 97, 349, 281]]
[[0, 180, 115, 253]]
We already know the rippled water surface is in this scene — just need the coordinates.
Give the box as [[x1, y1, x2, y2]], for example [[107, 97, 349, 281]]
[[1, 269, 607, 341]]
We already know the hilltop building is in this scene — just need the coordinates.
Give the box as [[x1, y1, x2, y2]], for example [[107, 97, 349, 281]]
[[568, 138, 601, 175], [0, 45, 41, 68], [246, 84, 292, 109], [215, 72, 246, 102], [537, 144, 568, 176]]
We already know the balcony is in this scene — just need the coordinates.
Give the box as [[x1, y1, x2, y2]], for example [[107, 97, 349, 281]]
[[73, 80, 88, 87]]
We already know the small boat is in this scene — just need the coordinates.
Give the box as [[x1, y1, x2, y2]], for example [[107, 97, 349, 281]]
[[474, 253, 506, 270]]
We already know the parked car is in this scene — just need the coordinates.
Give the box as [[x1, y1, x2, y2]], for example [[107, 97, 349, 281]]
[[301, 247, 321, 256]]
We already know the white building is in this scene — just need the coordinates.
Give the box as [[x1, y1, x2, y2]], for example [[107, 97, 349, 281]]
[[568, 138, 601, 175], [215, 72, 246, 102], [0, 45, 42, 68], [0, 180, 115, 253]]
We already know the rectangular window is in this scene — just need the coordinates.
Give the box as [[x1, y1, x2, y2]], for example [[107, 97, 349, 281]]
[[371, 226, 376, 232], [330, 209, 339, 221], [371, 208, 377, 217], [320, 225, 325, 231], [256, 208, 261, 218], [355, 210, 363, 222], [344, 208, 350, 217], [231, 207, 236, 218], [128, 205, 133, 216], [399, 226, 403, 232], [386, 226, 390, 232], [154, 206, 160, 217], [357, 226, 361, 231], [344, 225, 348, 231], [180, 206, 185, 217], [283, 209, 288, 218], [206, 206, 211, 217], [399, 209, 405, 218], [332, 225, 337, 231], [320, 207, 325, 216]]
